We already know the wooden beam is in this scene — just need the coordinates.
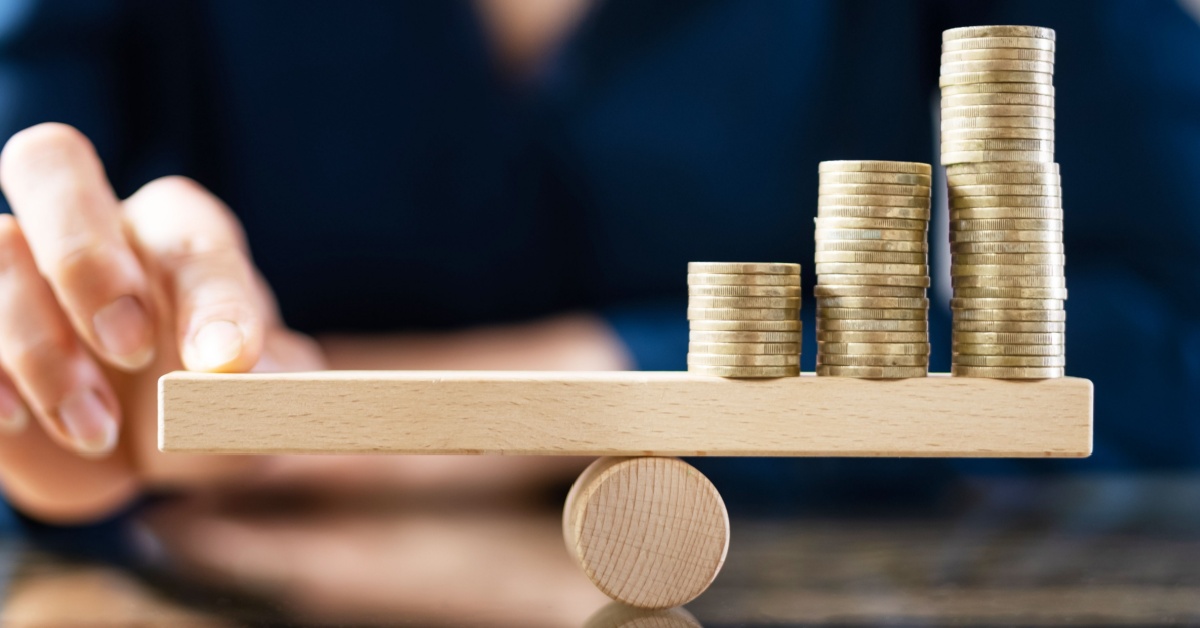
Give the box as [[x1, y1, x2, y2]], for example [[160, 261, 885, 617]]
[[158, 371, 1092, 458]]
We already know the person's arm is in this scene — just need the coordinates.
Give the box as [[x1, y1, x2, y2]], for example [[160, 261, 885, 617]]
[[318, 312, 632, 371]]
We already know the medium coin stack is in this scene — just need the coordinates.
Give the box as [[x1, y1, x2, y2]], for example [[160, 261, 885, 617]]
[[687, 262, 801, 378], [814, 160, 932, 379], [941, 25, 1066, 379]]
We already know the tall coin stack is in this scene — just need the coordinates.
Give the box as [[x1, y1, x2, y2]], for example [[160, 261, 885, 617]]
[[814, 161, 932, 379], [941, 25, 1066, 379], [687, 262, 801, 378]]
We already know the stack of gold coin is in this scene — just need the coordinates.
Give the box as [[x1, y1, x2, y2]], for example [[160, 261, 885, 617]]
[[942, 25, 1066, 379], [814, 161, 932, 379], [687, 262, 801, 378]]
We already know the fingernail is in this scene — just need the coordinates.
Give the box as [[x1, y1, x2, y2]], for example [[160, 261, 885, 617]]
[[58, 388, 118, 456], [94, 295, 154, 369], [0, 385, 28, 433], [191, 320, 243, 371]]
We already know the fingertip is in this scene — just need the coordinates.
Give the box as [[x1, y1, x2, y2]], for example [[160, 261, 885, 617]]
[[56, 388, 119, 458], [182, 319, 261, 373], [0, 123, 91, 187], [93, 295, 156, 371], [0, 384, 29, 434]]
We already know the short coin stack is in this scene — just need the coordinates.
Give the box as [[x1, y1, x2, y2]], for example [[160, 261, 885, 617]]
[[814, 161, 932, 379], [687, 262, 801, 378], [941, 25, 1066, 379]]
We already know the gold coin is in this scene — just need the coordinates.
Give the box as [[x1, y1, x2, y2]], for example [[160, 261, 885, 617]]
[[942, 150, 1055, 164], [942, 116, 1054, 130], [942, 140, 1055, 154], [689, 330, 802, 343], [952, 274, 1066, 288], [943, 25, 1056, 42], [818, 342, 930, 355], [941, 48, 1055, 64], [951, 297, 1064, 310], [819, 171, 932, 185], [816, 330, 928, 343], [951, 195, 1062, 208], [942, 104, 1055, 119], [940, 71, 1054, 87], [941, 82, 1055, 97], [953, 308, 1066, 322], [813, 250, 928, 264], [689, 320, 802, 331], [688, 296, 801, 309], [817, 239, 929, 253], [953, 354, 1064, 367], [689, 365, 799, 378], [941, 60, 1054, 75], [947, 161, 1059, 174], [953, 218, 1063, 231], [951, 243, 1065, 256], [952, 253, 1065, 265], [951, 365, 1063, 378], [818, 160, 932, 175], [950, 208, 1065, 220], [814, 228, 929, 242], [941, 126, 1056, 141], [818, 183, 932, 197], [953, 343, 1064, 356], [950, 231, 1062, 244], [687, 262, 800, 275], [687, 307, 798, 321], [818, 319, 929, 332], [950, 264, 1065, 277], [688, 342, 800, 355], [688, 284, 802, 297], [688, 273, 801, 286], [813, 284, 927, 297], [951, 207, 1063, 220], [941, 93, 1055, 108], [817, 194, 931, 209], [954, 331, 1065, 345], [814, 216, 928, 231], [816, 365, 929, 378], [817, 307, 928, 320], [946, 171, 1060, 185], [818, 296, 929, 309], [688, 353, 799, 366], [941, 36, 1056, 51], [818, 273, 931, 287], [953, 320, 1065, 332], [814, 262, 929, 276], [953, 286, 1067, 299], [818, 353, 929, 367], [818, 205, 932, 220], [950, 184, 1061, 197]]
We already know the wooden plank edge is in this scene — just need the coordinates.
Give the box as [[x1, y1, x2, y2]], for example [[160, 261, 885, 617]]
[[158, 371, 1093, 458]]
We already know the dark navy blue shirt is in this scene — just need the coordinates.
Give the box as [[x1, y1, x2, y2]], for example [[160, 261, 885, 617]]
[[0, 0, 1197, 515]]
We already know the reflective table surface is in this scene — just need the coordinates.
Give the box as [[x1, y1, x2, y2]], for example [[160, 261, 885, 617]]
[[2, 472, 1198, 626]]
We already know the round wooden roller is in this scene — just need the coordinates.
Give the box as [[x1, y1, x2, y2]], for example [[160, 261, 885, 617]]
[[563, 457, 729, 609]]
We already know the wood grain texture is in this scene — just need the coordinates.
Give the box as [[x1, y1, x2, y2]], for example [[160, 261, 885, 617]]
[[158, 371, 1093, 457], [564, 457, 729, 609]]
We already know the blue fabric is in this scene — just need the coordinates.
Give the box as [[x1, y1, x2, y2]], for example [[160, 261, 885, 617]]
[[0, 1, 1195, 522]]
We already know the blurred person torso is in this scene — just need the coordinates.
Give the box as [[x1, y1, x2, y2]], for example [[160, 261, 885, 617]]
[[0, 0, 1197, 493]]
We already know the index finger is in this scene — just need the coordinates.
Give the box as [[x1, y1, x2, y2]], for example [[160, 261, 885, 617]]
[[0, 123, 155, 370]]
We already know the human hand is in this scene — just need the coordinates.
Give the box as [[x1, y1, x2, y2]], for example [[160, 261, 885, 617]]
[[0, 123, 324, 523]]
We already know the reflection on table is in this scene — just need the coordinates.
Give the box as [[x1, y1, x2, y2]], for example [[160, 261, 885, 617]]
[[1, 473, 1198, 626]]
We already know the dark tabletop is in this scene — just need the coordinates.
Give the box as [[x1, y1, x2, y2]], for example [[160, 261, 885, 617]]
[[1, 472, 1197, 627]]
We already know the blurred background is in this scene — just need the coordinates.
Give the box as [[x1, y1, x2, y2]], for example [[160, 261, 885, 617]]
[[0, 0, 1197, 625]]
